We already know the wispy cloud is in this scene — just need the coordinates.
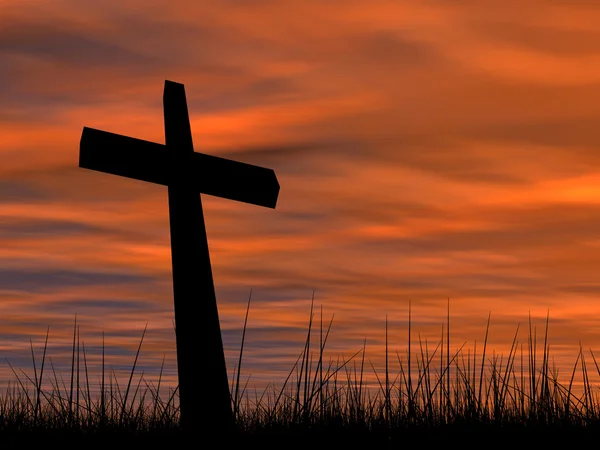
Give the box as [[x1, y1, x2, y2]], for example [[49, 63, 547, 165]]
[[2, 0, 600, 394]]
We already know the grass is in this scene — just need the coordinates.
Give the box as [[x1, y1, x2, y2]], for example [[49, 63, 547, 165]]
[[1, 295, 600, 447]]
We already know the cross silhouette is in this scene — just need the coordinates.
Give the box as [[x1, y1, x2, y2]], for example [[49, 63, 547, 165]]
[[79, 80, 280, 433]]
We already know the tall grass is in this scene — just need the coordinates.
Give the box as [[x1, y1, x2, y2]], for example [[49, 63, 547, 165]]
[[231, 300, 600, 434], [3, 296, 600, 444]]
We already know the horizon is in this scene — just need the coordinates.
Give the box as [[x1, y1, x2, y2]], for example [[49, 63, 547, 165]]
[[3, 1, 600, 397]]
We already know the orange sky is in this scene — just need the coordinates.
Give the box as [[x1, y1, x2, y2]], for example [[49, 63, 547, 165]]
[[3, 1, 600, 398]]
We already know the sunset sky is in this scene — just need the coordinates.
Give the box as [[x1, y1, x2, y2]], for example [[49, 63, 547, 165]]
[[3, 1, 600, 397]]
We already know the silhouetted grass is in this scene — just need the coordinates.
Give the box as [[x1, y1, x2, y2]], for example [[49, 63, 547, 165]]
[[1, 295, 600, 447]]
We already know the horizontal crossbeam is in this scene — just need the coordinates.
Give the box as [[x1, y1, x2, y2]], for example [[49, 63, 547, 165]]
[[79, 126, 280, 209]]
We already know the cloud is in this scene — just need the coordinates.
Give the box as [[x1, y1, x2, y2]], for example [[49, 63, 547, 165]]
[[472, 116, 600, 149], [0, 268, 156, 292], [4, 0, 600, 396], [40, 298, 161, 313], [476, 20, 600, 57], [2, 165, 167, 204], [0, 20, 159, 68], [0, 217, 103, 239], [0, 14, 165, 115], [0, 179, 53, 203]]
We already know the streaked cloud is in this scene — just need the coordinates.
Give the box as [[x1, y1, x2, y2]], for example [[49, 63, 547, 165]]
[[2, 0, 600, 397]]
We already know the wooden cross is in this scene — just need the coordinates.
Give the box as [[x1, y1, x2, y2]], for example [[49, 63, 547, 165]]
[[78, 80, 280, 433]]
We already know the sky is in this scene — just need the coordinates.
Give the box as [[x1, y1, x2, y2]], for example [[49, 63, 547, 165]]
[[3, 0, 600, 401]]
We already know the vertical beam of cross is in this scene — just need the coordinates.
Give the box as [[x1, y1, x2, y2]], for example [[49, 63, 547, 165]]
[[163, 82, 233, 432], [78, 80, 280, 435]]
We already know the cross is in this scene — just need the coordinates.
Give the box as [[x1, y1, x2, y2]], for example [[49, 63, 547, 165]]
[[78, 80, 280, 433]]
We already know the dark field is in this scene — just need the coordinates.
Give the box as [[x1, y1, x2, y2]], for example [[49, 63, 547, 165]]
[[1, 302, 600, 448]]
